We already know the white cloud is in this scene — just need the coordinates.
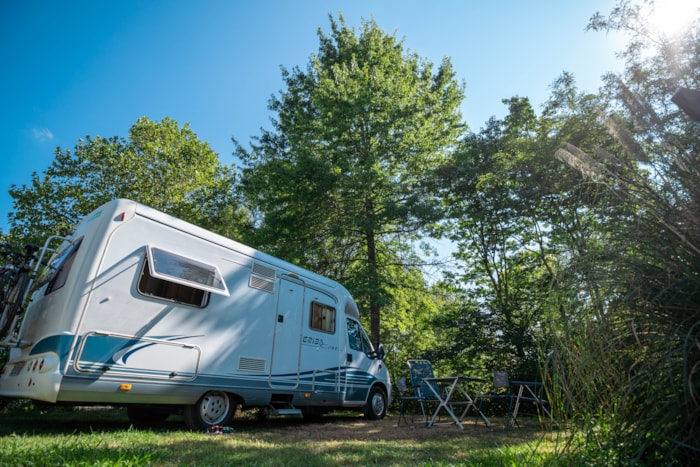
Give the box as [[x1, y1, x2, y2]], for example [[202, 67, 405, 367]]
[[32, 128, 54, 143]]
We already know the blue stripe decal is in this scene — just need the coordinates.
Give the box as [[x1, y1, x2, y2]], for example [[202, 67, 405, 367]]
[[30, 334, 74, 362]]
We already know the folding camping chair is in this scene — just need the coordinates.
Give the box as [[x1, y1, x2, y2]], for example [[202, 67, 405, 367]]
[[475, 370, 515, 428], [406, 359, 441, 425], [396, 377, 420, 426]]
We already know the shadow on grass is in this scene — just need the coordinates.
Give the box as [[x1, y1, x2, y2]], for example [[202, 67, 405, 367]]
[[1, 405, 565, 465], [0, 404, 359, 435], [0, 403, 555, 436]]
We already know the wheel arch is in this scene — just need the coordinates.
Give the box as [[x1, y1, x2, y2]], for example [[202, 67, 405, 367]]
[[183, 389, 243, 430]]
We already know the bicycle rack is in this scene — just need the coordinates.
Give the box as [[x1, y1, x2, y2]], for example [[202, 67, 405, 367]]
[[1, 234, 71, 347]]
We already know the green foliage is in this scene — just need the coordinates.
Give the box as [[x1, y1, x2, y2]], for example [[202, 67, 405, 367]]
[[4, 4, 699, 463], [431, 2, 700, 462], [237, 14, 466, 345], [435, 97, 562, 381], [8, 117, 246, 246], [378, 263, 443, 378], [541, 2, 700, 463]]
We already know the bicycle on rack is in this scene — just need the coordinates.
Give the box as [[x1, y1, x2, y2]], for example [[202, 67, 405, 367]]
[[0, 243, 39, 341]]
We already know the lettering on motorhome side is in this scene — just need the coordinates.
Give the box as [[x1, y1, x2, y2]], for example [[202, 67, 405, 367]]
[[302, 335, 339, 351]]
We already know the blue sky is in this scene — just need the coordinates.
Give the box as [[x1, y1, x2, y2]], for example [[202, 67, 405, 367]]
[[0, 0, 629, 233]]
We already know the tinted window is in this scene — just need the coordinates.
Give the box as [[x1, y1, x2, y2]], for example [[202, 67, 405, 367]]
[[138, 257, 209, 307], [146, 246, 229, 296], [45, 239, 83, 295]]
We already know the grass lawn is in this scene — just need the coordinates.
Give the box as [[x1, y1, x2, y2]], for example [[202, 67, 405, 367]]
[[0, 405, 569, 466]]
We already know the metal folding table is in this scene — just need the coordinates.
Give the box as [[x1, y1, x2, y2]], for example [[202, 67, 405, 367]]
[[423, 376, 491, 430], [508, 381, 559, 428]]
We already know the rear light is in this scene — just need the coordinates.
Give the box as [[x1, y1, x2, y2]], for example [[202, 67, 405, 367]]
[[21, 356, 57, 374]]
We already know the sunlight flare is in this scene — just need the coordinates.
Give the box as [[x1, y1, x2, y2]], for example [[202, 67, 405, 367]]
[[648, 0, 699, 37]]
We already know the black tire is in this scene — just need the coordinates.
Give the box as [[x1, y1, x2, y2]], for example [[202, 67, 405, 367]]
[[363, 386, 387, 420], [183, 391, 235, 430], [0, 271, 29, 339]]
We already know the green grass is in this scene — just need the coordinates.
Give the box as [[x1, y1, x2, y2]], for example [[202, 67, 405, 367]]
[[0, 405, 569, 466]]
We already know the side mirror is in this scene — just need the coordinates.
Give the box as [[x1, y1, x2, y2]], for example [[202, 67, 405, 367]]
[[376, 343, 385, 360]]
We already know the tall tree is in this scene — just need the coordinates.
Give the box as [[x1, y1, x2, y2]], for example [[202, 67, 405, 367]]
[[237, 14, 465, 345], [9, 117, 245, 246], [437, 97, 566, 379]]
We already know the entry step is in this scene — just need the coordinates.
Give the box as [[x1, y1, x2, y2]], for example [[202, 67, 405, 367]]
[[265, 399, 302, 416], [272, 408, 302, 415]]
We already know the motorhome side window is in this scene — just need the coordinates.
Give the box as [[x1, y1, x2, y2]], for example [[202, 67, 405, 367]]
[[137, 247, 221, 308], [146, 246, 228, 295], [310, 302, 336, 333], [138, 257, 209, 307], [45, 238, 83, 295], [137, 245, 230, 307]]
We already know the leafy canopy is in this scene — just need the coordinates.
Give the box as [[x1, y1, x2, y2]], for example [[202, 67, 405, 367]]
[[9, 117, 244, 246], [237, 14, 466, 344]]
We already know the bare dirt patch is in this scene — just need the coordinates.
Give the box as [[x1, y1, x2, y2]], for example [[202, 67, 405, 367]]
[[232, 411, 548, 446]]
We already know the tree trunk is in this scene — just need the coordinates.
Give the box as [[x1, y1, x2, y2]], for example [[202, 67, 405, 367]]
[[366, 226, 381, 348], [364, 192, 381, 348]]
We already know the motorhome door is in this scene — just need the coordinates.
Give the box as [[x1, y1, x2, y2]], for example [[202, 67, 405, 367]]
[[270, 276, 304, 388]]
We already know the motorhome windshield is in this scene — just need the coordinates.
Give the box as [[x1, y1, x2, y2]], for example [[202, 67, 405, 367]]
[[347, 318, 374, 357]]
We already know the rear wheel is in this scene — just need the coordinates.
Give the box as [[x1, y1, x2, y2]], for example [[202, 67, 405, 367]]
[[363, 386, 387, 420], [184, 391, 235, 430]]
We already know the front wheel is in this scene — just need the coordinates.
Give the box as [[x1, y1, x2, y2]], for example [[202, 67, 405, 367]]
[[363, 386, 387, 420], [184, 391, 235, 430]]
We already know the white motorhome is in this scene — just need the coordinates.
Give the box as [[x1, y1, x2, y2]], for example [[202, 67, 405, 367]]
[[0, 199, 390, 429]]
